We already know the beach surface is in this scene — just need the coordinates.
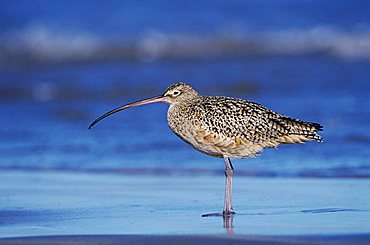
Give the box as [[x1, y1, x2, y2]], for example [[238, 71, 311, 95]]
[[1, 170, 369, 243]]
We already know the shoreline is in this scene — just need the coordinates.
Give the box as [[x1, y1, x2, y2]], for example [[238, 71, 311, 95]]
[[2, 234, 370, 245]]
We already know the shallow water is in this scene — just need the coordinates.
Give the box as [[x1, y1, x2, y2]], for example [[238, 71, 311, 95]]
[[1, 57, 369, 178], [1, 1, 370, 177]]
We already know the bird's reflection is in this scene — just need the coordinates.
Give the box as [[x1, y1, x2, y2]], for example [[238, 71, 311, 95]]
[[202, 212, 235, 234], [223, 213, 234, 235]]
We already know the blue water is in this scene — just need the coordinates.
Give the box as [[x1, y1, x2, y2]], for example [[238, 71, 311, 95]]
[[0, 1, 369, 178]]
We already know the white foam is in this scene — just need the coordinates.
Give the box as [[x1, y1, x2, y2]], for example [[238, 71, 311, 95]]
[[1, 24, 99, 62], [1, 25, 370, 65], [264, 26, 370, 59]]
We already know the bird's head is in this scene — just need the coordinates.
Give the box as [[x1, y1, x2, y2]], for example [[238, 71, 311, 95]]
[[162, 82, 199, 104], [88, 82, 199, 129]]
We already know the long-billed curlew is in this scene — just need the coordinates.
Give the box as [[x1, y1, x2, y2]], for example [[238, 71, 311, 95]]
[[89, 82, 323, 216]]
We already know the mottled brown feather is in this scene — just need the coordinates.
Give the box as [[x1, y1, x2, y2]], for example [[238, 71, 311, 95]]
[[166, 83, 323, 158]]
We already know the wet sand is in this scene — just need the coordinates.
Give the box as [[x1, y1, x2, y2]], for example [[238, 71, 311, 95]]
[[1, 170, 369, 243]]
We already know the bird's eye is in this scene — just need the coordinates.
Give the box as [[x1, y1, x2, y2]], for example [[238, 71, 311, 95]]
[[173, 90, 181, 96]]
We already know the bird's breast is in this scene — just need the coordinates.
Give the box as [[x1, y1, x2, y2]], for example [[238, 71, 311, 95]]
[[166, 104, 263, 158]]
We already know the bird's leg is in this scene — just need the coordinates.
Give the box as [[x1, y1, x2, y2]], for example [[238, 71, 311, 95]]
[[223, 157, 235, 215], [201, 157, 235, 217]]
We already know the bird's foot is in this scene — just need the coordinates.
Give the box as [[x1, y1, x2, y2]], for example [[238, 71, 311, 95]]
[[201, 210, 235, 217], [223, 210, 235, 216], [201, 212, 223, 217]]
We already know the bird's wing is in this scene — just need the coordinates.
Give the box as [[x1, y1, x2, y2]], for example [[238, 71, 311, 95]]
[[194, 96, 272, 142], [196, 96, 322, 145]]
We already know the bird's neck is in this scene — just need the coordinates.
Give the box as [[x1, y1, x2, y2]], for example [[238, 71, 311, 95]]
[[170, 96, 201, 110]]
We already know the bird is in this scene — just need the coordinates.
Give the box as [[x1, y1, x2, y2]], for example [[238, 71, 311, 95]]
[[89, 82, 323, 216]]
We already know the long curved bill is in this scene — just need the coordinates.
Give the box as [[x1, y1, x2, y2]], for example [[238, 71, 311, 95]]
[[88, 95, 165, 129]]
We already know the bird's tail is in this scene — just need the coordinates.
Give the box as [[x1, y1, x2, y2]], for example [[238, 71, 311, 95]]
[[304, 122, 323, 142], [278, 116, 323, 143]]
